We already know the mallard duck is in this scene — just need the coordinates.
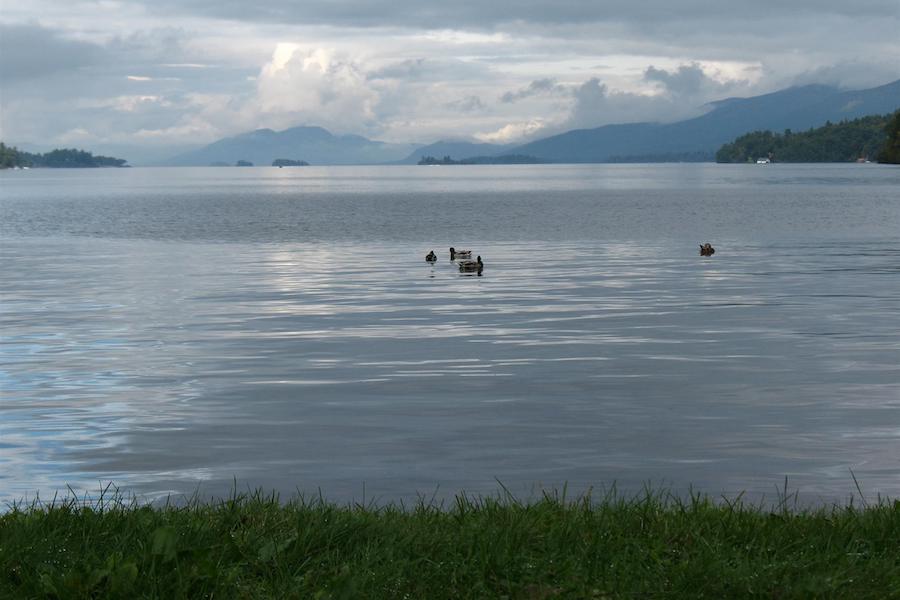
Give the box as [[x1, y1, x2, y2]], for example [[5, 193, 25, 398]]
[[425, 250, 437, 262], [458, 256, 483, 272], [450, 247, 472, 260], [699, 243, 716, 257]]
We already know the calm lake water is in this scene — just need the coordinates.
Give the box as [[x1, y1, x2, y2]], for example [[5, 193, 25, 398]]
[[2, 164, 899, 505]]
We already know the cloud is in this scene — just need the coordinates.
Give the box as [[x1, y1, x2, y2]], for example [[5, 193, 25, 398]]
[[114, 0, 900, 30], [127, 75, 181, 81], [500, 78, 568, 103], [56, 128, 92, 144], [565, 77, 687, 129], [103, 95, 172, 112], [547, 63, 761, 131], [368, 57, 492, 83], [159, 63, 212, 68], [643, 62, 750, 98], [1, 1, 897, 158], [444, 96, 486, 112], [644, 63, 710, 96], [475, 119, 547, 143], [788, 60, 900, 90], [0, 23, 103, 83], [368, 58, 430, 80], [253, 46, 382, 133]]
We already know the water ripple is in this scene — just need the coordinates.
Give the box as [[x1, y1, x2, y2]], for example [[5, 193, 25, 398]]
[[2, 165, 900, 504]]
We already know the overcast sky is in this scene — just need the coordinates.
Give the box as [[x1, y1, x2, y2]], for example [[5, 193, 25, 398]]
[[2, 0, 898, 160]]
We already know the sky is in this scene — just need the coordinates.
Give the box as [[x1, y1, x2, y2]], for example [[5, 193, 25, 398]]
[[1, 0, 898, 162]]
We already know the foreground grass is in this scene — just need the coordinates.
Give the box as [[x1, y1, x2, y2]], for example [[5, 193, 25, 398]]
[[2, 486, 900, 598]]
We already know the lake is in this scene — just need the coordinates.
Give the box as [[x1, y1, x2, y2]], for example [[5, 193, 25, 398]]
[[1, 164, 899, 505]]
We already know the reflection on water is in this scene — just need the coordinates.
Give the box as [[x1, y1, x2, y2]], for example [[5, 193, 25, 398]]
[[1, 164, 899, 505]]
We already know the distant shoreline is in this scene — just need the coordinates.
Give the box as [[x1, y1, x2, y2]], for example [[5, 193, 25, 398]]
[[5, 161, 897, 170]]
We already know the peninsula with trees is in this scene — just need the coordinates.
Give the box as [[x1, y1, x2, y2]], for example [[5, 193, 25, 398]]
[[0, 143, 128, 168], [715, 112, 899, 163]]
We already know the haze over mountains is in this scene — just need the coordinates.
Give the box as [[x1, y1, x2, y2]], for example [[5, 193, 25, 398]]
[[164, 79, 900, 166], [166, 126, 418, 166], [512, 79, 900, 163]]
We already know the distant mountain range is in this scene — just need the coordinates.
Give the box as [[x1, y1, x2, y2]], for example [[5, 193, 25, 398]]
[[164, 79, 900, 166], [165, 126, 418, 166], [510, 79, 900, 162]]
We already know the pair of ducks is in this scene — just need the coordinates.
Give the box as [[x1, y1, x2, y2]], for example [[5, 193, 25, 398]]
[[425, 247, 483, 272]]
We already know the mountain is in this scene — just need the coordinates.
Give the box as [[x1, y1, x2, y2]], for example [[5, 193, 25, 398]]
[[396, 140, 511, 164], [161, 79, 900, 166], [165, 126, 419, 166], [510, 79, 900, 162]]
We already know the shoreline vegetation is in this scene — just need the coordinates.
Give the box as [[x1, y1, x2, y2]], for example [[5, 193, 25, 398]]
[[0, 144, 128, 169], [2, 486, 899, 598], [715, 111, 900, 164], [878, 110, 900, 163]]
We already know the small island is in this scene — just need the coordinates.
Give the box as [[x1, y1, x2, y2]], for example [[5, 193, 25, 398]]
[[1, 143, 128, 168], [418, 154, 547, 165], [607, 150, 714, 163], [235, 160, 254, 167], [272, 158, 310, 167]]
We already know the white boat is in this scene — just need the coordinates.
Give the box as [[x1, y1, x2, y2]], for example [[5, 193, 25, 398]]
[[756, 158, 770, 164]]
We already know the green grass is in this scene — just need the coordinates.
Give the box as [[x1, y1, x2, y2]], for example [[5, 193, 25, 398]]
[[2, 484, 900, 598]]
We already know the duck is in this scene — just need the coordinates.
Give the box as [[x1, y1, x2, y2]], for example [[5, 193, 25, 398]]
[[458, 255, 483, 273], [450, 247, 472, 260], [699, 243, 716, 257], [425, 250, 437, 262]]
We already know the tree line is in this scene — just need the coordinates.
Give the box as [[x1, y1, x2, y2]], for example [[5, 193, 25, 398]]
[[0, 143, 128, 168], [418, 154, 545, 165], [879, 110, 900, 163], [715, 112, 900, 164]]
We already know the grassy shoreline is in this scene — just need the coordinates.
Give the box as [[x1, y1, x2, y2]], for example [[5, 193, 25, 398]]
[[3, 487, 899, 598]]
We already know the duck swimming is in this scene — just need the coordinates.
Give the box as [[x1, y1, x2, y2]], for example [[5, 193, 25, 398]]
[[699, 243, 716, 257], [458, 255, 483, 273], [425, 250, 437, 262], [450, 247, 472, 260]]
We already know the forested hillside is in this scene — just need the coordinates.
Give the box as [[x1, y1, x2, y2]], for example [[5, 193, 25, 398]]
[[0, 143, 127, 168], [878, 111, 900, 164], [715, 114, 894, 163]]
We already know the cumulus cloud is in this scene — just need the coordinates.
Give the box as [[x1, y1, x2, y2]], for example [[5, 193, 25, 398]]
[[566, 78, 640, 128], [645, 63, 710, 96], [555, 63, 761, 131], [565, 77, 691, 130], [254, 46, 379, 132], [643, 62, 748, 98]]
